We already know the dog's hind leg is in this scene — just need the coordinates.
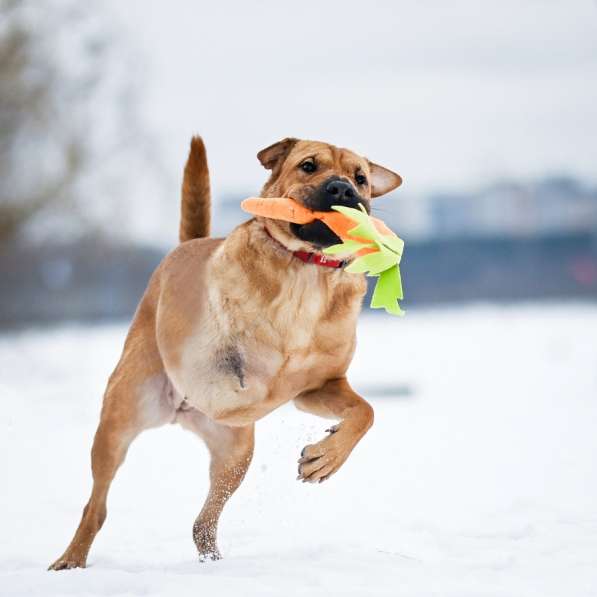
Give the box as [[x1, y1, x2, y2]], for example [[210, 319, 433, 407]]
[[177, 409, 254, 560], [49, 328, 176, 571]]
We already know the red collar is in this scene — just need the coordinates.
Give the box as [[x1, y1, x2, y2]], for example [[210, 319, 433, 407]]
[[264, 227, 346, 269], [292, 250, 346, 268]]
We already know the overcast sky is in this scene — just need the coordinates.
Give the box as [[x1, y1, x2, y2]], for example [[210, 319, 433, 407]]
[[106, 0, 597, 243]]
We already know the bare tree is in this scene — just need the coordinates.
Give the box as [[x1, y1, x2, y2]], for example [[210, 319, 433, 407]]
[[0, 0, 150, 244]]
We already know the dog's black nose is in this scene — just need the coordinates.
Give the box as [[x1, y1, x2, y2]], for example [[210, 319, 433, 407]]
[[325, 180, 355, 203], [302, 175, 369, 215]]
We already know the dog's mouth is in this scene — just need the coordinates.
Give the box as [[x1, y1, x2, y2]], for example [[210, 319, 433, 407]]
[[289, 220, 341, 248], [287, 177, 368, 248]]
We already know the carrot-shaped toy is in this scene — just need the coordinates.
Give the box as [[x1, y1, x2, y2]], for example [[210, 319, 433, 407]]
[[241, 197, 393, 243], [241, 197, 405, 316]]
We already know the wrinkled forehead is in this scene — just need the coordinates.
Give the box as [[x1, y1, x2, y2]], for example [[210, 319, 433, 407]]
[[287, 141, 369, 173]]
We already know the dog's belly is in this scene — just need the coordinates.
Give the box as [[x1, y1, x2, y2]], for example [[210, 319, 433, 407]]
[[170, 334, 350, 427]]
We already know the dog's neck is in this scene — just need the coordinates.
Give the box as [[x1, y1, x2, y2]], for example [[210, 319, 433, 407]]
[[262, 225, 346, 270]]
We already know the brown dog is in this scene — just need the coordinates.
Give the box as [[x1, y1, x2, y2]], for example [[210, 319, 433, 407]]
[[49, 137, 402, 570]]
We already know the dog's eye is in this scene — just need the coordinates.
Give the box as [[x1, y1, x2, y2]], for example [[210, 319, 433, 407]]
[[355, 173, 367, 185], [300, 160, 317, 173]]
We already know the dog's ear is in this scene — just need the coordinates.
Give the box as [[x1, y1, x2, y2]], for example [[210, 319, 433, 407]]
[[368, 162, 402, 197], [257, 138, 298, 170]]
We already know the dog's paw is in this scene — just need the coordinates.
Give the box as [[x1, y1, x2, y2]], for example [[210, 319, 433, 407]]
[[297, 426, 350, 484], [198, 549, 222, 563], [193, 521, 222, 562], [48, 556, 86, 571]]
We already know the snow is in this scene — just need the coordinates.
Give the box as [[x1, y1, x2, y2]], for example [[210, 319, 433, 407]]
[[1, 303, 596, 596]]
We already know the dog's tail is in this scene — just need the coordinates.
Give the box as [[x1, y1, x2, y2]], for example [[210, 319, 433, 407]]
[[179, 136, 211, 242]]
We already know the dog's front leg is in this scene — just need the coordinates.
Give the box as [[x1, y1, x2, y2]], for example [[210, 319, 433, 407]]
[[294, 378, 373, 483]]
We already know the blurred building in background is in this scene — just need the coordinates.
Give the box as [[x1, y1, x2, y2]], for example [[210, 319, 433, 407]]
[[214, 177, 597, 242]]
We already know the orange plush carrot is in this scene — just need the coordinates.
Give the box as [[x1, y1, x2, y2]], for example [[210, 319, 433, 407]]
[[240, 197, 392, 245], [317, 210, 393, 243], [240, 197, 314, 225]]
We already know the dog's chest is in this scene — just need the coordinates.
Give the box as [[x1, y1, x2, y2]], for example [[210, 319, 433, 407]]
[[178, 273, 357, 424]]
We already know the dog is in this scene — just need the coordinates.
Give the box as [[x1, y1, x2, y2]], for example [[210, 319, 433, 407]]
[[49, 137, 402, 569]]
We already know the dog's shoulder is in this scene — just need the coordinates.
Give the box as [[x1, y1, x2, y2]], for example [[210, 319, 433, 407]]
[[155, 236, 222, 290], [163, 236, 224, 269], [154, 236, 224, 325]]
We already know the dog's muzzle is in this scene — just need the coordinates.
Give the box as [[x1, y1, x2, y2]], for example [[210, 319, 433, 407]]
[[303, 176, 369, 213], [290, 176, 369, 247]]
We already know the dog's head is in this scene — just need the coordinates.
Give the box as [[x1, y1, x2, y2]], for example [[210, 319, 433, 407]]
[[257, 138, 402, 250]]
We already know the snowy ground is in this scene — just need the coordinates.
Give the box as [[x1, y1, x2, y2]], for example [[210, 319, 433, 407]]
[[1, 303, 596, 597]]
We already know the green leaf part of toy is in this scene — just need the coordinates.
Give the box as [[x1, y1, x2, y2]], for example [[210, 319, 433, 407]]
[[323, 204, 405, 316]]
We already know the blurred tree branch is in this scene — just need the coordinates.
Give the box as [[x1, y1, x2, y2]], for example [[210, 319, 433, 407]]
[[0, 0, 155, 245]]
